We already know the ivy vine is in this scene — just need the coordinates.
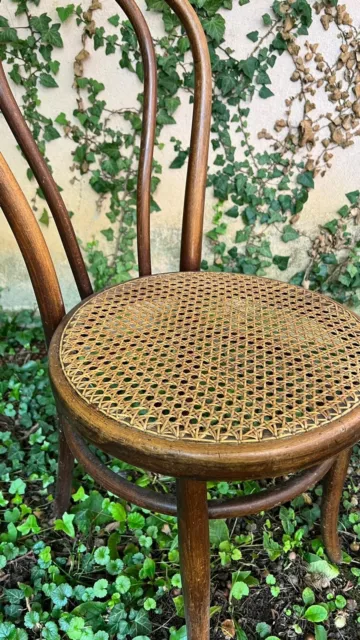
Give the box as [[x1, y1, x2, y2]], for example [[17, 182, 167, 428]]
[[1, 0, 359, 305]]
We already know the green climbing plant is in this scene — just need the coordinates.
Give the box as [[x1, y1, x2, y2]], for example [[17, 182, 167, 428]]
[[1, 0, 360, 305]]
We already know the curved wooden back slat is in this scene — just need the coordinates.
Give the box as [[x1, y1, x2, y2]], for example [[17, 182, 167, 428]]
[[0, 154, 65, 346], [0, 61, 93, 300], [166, 0, 212, 272], [114, 0, 157, 277]]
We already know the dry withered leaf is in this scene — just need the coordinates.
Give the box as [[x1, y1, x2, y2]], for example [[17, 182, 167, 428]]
[[321, 14, 333, 30], [221, 620, 236, 638], [299, 119, 315, 146], [352, 100, 360, 118]]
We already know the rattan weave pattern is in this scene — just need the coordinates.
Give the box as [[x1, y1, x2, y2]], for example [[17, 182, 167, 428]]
[[60, 272, 360, 444]]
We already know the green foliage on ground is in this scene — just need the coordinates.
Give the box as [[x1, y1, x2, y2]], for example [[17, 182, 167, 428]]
[[0, 310, 359, 639]]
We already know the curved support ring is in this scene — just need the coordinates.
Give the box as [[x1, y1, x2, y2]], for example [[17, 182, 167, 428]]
[[62, 419, 335, 519], [62, 417, 177, 515], [209, 457, 334, 518]]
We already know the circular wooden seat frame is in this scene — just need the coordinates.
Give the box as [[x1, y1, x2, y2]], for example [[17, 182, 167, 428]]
[[0, 1, 359, 638]]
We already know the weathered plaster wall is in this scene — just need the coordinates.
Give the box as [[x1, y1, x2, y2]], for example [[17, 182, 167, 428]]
[[0, 0, 359, 311]]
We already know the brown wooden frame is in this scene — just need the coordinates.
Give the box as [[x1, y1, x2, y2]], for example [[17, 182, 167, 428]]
[[0, 1, 358, 638]]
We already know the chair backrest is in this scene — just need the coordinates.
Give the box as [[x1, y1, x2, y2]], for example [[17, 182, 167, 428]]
[[0, 0, 212, 332]]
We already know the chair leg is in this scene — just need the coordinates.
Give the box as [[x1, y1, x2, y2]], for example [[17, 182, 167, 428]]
[[176, 479, 210, 640], [54, 425, 74, 518], [321, 448, 352, 564]]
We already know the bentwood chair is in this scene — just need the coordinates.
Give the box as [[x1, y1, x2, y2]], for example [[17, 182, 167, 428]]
[[1, 1, 360, 638]]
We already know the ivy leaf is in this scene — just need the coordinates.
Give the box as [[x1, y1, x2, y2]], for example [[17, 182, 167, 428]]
[[165, 96, 181, 115], [44, 25, 64, 48], [262, 13, 272, 25], [178, 36, 190, 53], [145, 0, 166, 10], [257, 70, 271, 85], [39, 73, 59, 88], [54, 512, 76, 538], [259, 86, 274, 99], [209, 520, 229, 547], [297, 171, 314, 189], [337, 204, 349, 218], [56, 5, 75, 22], [246, 31, 259, 42], [204, 0, 223, 16], [44, 124, 60, 142], [240, 56, 259, 80], [323, 219, 338, 235], [108, 14, 120, 26], [73, 491, 112, 534], [108, 604, 128, 635], [30, 14, 51, 32], [304, 605, 328, 623], [0, 27, 18, 43], [219, 74, 236, 95], [292, 0, 312, 28], [203, 14, 225, 43], [157, 109, 176, 125], [72, 602, 106, 631], [4, 589, 24, 605], [282, 225, 299, 243], [17, 514, 41, 535], [242, 206, 257, 224], [271, 33, 287, 51], [235, 174, 246, 194], [129, 609, 152, 637], [9, 478, 26, 495], [273, 255, 290, 271], [225, 206, 239, 218], [170, 151, 187, 169], [346, 190, 360, 204]]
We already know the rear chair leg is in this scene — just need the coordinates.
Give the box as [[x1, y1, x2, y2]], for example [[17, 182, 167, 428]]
[[321, 448, 352, 564], [54, 423, 74, 517], [176, 479, 210, 640]]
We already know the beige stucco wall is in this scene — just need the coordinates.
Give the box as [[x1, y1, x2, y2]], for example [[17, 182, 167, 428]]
[[0, 0, 359, 311]]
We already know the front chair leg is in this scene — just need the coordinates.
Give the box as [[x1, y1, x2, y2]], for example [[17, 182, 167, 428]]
[[176, 479, 210, 640], [54, 424, 74, 518], [321, 448, 352, 564]]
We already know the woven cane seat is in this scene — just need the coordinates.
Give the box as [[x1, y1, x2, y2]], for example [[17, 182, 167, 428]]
[[57, 272, 360, 445]]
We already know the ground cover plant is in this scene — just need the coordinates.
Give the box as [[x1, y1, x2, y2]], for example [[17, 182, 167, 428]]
[[0, 311, 359, 639]]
